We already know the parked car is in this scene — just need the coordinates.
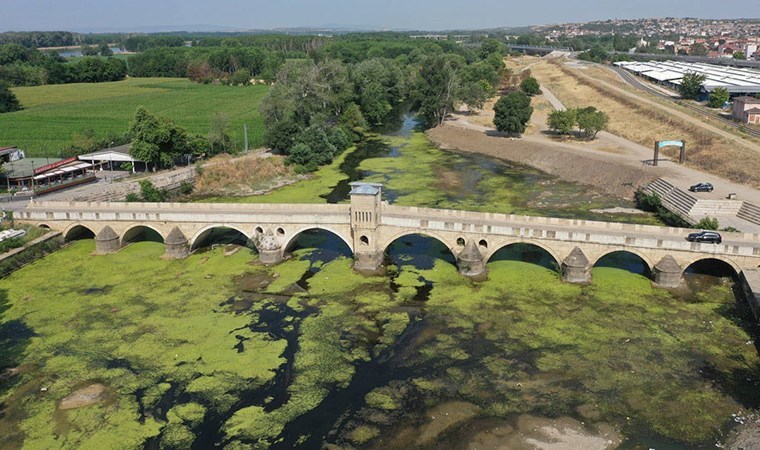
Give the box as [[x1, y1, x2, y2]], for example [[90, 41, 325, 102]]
[[686, 231, 722, 244], [689, 182, 714, 193]]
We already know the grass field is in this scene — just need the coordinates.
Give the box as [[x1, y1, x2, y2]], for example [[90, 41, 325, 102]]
[[1, 78, 269, 157]]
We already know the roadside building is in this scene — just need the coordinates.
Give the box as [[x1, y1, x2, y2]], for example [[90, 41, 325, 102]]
[[1, 157, 96, 193], [0, 147, 25, 163], [732, 96, 760, 124], [76, 144, 147, 173]]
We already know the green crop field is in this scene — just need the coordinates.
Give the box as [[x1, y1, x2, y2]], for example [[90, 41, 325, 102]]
[[0, 78, 269, 157]]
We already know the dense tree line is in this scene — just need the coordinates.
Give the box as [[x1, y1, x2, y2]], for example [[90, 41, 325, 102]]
[[0, 43, 127, 86], [257, 37, 508, 171], [122, 35, 185, 52], [0, 31, 121, 48]]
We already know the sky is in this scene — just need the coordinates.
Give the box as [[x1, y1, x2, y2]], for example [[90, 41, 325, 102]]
[[0, 0, 757, 32]]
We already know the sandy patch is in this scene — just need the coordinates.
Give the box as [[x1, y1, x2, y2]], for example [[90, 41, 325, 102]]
[[467, 415, 621, 450], [59, 383, 107, 410]]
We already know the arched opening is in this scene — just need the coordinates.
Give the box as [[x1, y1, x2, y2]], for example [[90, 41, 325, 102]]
[[593, 251, 652, 277], [191, 227, 252, 252], [64, 224, 95, 241], [456, 237, 465, 247], [360, 235, 369, 246], [384, 233, 457, 271], [276, 227, 285, 236], [121, 225, 164, 246], [479, 239, 488, 249], [684, 258, 739, 279], [284, 228, 353, 265], [683, 258, 739, 292], [38, 224, 51, 230], [487, 242, 560, 271], [255, 226, 264, 235]]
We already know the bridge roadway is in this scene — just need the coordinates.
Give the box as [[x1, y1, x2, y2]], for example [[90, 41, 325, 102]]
[[16, 182, 760, 288]]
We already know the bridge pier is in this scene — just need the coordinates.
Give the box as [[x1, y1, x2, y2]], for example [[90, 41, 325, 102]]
[[354, 252, 384, 272], [164, 226, 189, 259], [562, 247, 591, 284], [653, 255, 683, 288], [94, 226, 120, 255], [256, 230, 284, 265], [457, 240, 486, 278]]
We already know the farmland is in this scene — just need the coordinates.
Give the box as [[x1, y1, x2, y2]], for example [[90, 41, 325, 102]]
[[0, 78, 269, 157]]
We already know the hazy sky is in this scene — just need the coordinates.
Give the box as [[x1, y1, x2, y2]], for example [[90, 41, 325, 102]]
[[0, 0, 757, 32]]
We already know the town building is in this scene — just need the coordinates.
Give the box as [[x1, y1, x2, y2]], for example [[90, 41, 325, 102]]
[[732, 96, 760, 124]]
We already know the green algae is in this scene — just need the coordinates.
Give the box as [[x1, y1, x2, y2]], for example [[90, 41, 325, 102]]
[[0, 241, 286, 449]]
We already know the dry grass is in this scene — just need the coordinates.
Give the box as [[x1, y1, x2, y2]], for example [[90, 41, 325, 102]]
[[531, 60, 760, 187], [193, 153, 295, 196]]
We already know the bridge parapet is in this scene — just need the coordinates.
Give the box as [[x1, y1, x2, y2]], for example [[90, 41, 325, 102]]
[[16, 192, 760, 286]]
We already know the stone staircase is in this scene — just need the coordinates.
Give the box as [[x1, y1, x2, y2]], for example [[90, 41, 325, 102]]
[[644, 179, 697, 223], [739, 202, 760, 226], [644, 178, 760, 232]]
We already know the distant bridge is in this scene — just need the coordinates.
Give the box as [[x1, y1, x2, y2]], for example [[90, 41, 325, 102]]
[[507, 44, 573, 55], [16, 183, 760, 288]]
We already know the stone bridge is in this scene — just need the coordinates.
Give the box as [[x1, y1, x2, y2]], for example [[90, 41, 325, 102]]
[[16, 183, 760, 288]]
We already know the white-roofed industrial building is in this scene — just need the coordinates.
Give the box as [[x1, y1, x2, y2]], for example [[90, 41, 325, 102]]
[[614, 60, 760, 101]]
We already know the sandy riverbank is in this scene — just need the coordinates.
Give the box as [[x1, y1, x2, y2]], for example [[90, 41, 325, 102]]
[[426, 126, 660, 200]]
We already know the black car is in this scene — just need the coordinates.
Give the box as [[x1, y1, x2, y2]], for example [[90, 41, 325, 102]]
[[687, 231, 722, 244], [689, 182, 714, 193]]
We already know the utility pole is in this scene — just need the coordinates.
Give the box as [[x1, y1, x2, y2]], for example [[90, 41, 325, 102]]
[[244, 124, 249, 152]]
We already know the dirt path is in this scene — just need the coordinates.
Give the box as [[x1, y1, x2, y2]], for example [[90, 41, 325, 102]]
[[441, 80, 760, 204], [570, 62, 759, 153]]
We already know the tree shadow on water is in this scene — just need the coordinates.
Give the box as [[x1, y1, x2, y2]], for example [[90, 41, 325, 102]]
[[0, 288, 34, 392], [709, 293, 760, 409]]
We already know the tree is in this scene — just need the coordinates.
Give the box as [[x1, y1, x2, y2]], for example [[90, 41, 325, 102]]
[[519, 76, 541, 96], [695, 217, 719, 231], [228, 68, 251, 86], [493, 91, 533, 135], [99, 43, 113, 57], [733, 51, 746, 60], [688, 43, 708, 56], [0, 82, 21, 113], [413, 54, 463, 126], [338, 103, 367, 140], [208, 112, 233, 154], [129, 106, 190, 169], [707, 87, 729, 109], [575, 106, 609, 139], [137, 180, 166, 202], [459, 80, 490, 113], [547, 109, 576, 135], [678, 72, 706, 100], [81, 45, 99, 56]]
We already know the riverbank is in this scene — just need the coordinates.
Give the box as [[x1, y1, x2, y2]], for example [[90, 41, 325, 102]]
[[426, 125, 657, 200]]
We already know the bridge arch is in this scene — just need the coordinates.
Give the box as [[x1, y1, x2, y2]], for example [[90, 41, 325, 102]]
[[35, 223, 51, 230], [591, 249, 654, 275], [63, 223, 96, 241], [484, 239, 562, 269], [121, 224, 166, 246], [684, 256, 741, 279], [190, 225, 252, 251], [282, 226, 353, 254], [381, 230, 457, 257]]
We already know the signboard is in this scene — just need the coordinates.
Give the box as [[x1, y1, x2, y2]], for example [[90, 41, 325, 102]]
[[33, 157, 78, 175], [658, 140, 684, 148]]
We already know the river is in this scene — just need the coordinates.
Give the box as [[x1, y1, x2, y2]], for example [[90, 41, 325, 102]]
[[0, 115, 757, 449]]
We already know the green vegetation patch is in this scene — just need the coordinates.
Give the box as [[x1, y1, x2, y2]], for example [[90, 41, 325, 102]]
[[3, 78, 268, 156]]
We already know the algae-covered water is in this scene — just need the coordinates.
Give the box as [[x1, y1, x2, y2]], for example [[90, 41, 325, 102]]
[[1, 117, 759, 449]]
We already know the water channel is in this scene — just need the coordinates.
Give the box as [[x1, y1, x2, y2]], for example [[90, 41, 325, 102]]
[[0, 115, 758, 449]]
